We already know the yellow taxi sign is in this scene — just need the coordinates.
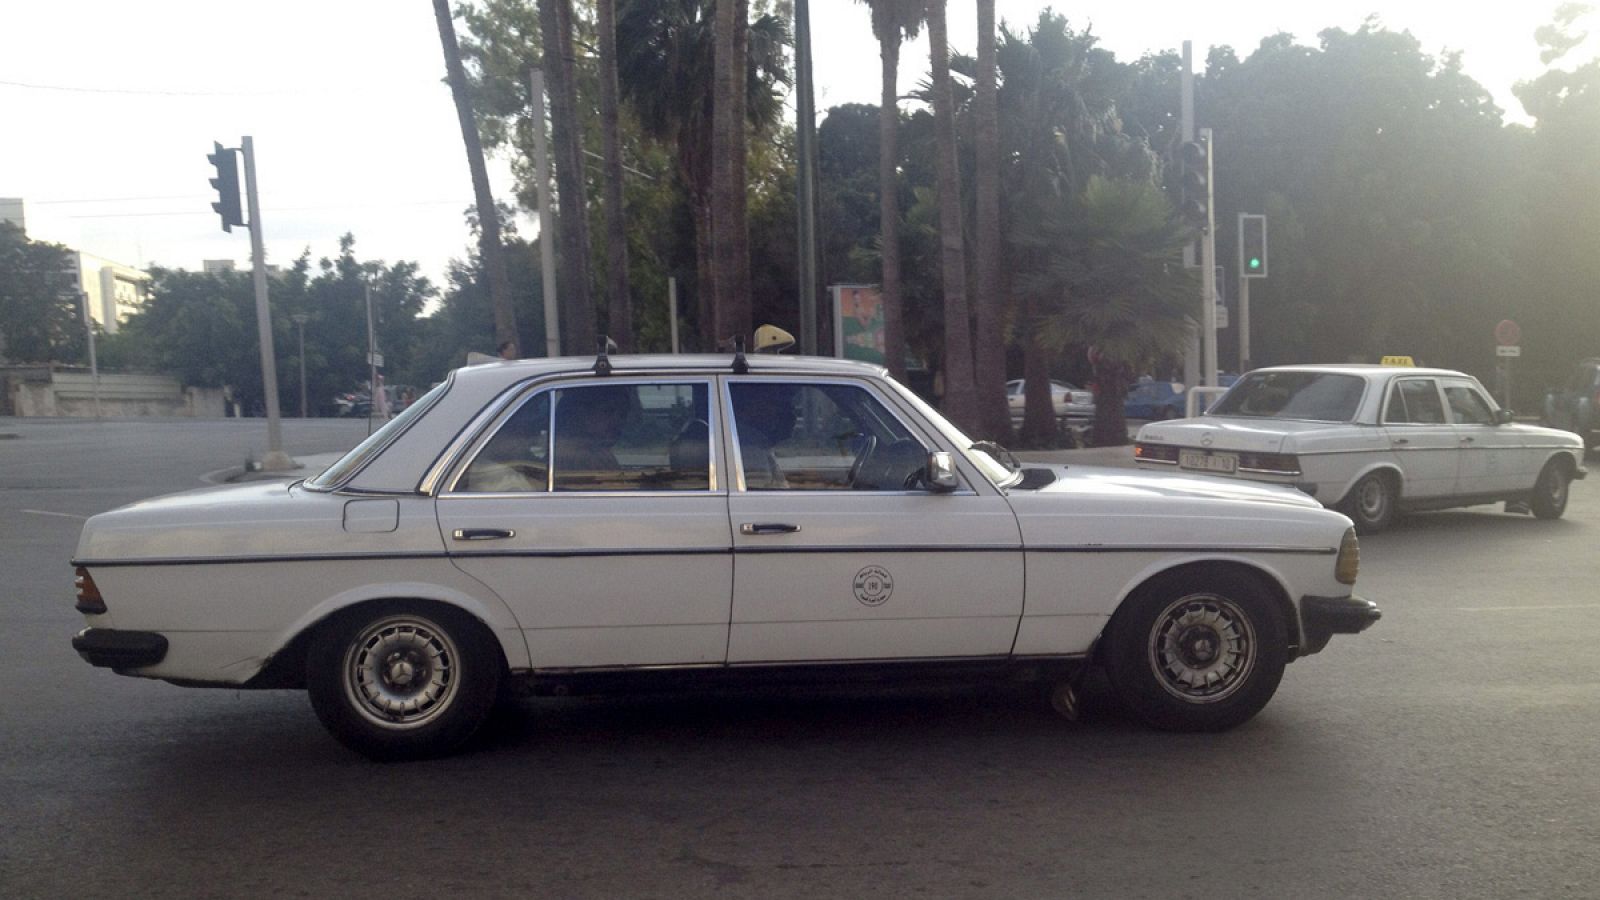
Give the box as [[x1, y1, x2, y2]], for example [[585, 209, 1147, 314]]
[[1381, 355, 1415, 367]]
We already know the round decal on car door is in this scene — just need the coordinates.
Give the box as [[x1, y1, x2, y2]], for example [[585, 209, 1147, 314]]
[[853, 566, 894, 606]]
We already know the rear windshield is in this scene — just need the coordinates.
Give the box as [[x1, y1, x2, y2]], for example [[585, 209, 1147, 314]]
[[1208, 372, 1365, 422], [305, 379, 450, 490]]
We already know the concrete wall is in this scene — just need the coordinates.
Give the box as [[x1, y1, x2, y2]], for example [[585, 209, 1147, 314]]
[[2, 368, 225, 418]]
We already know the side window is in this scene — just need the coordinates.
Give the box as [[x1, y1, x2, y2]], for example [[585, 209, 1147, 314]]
[[729, 381, 926, 491], [458, 392, 552, 492], [1443, 384, 1495, 426], [1384, 379, 1445, 425], [551, 383, 711, 491]]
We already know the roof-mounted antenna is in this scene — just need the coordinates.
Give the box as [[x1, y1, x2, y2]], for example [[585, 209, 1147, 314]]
[[594, 335, 619, 375], [731, 335, 749, 374]]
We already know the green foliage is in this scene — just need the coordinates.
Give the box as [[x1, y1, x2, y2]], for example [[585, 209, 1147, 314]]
[[0, 224, 85, 364]]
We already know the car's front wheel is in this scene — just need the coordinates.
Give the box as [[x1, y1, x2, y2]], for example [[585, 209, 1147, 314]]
[[306, 602, 502, 760], [1340, 471, 1397, 534], [1103, 569, 1288, 732], [1529, 461, 1571, 520]]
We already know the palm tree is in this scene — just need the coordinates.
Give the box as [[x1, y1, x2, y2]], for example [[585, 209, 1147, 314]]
[[596, 0, 633, 350], [926, 0, 978, 431], [972, 0, 1009, 439], [1019, 176, 1197, 447], [432, 0, 519, 357], [615, 0, 789, 349], [857, 0, 925, 383], [539, 0, 594, 354], [712, 0, 752, 343]]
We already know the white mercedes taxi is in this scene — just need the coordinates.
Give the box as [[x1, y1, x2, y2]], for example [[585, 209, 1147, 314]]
[[1135, 365, 1587, 533], [72, 346, 1379, 759]]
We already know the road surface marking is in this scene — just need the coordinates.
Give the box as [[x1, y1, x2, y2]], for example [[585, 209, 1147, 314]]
[[1456, 604, 1600, 612], [21, 509, 86, 520]]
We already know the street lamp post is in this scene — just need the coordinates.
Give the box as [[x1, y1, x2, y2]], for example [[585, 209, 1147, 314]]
[[290, 313, 309, 418]]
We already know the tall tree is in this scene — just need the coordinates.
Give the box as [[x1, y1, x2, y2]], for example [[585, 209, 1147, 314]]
[[859, 0, 925, 382], [712, 0, 753, 344], [596, 0, 633, 349], [540, 0, 595, 354], [972, 0, 1010, 438], [926, 0, 978, 430], [433, 0, 519, 357]]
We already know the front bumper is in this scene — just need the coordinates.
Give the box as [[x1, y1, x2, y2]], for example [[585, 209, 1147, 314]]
[[72, 628, 169, 670], [1298, 595, 1381, 656]]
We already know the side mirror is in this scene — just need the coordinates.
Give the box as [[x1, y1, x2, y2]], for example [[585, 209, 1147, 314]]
[[1496, 409, 1514, 425], [925, 451, 960, 492]]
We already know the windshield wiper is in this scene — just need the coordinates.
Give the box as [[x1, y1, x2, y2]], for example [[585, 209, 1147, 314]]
[[970, 440, 1021, 473]]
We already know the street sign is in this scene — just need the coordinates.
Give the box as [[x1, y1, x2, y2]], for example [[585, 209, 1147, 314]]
[[1215, 303, 1229, 329], [1494, 319, 1521, 346], [367, 352, 384, 368], [1496, 345, 1521, 357]]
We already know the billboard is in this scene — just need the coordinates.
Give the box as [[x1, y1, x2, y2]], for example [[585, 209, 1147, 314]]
[[831, 284, 884, 365]]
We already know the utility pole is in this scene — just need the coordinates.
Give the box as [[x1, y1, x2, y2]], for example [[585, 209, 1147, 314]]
[[241, 137, 294, 471], [365, 280, 380, 432], [291, 313, 309, 418], [529, 69, 561, 358], [794, 0, 819, 354], [1180, 41, 1200, 390], [1200, 127, 1218, 388], [77, 285, 102, 420]]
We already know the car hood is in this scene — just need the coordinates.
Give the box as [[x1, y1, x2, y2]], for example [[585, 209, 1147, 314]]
[[1136, 416, 1356, 453], [74, 481, 441, 563], [1006, 464, 1347, 550]]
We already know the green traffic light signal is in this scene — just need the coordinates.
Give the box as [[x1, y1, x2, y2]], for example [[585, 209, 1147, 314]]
[[1248, 257, 1262, 271]]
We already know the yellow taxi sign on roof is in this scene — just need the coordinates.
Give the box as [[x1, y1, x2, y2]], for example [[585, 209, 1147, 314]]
[[1381, 355, 1415, 367]]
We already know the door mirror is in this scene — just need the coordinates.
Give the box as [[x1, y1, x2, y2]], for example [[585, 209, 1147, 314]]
[[1496, 408, 1515, 425], [925, 451, 960, 492]]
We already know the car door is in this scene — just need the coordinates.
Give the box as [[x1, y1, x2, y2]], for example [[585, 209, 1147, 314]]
[[1441, 377, 1524, 495], [435, 378, 733, 669], [721, 377, 1024, 663], [1380, 377, 1459, 498]]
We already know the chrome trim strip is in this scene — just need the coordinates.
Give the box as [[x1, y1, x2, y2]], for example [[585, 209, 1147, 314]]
[[72, 552, 450, 568], [1027, 544, 1337, 555], [526, 653, 1084, 676]]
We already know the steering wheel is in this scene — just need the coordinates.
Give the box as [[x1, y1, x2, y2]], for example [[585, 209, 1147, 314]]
[[846, 434, 878, 488]]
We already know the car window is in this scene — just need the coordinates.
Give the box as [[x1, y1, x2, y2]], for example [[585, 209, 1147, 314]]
[[1443, 384, 1496, 426], [728, 381, 926, 491], [307, 378, 450, 490], [1209, 372, 1365, 421], [1383, 379, 1446, 425], [458, 382, 711, 493]]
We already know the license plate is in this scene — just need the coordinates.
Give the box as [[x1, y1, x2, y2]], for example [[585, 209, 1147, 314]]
[[1180, 450, 1237, 474]]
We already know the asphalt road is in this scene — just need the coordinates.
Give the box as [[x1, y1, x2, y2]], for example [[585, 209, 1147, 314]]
[[3, 418, 1597, 898]]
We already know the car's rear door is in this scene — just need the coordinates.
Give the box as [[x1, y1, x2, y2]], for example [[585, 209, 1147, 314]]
[[435, 378, 733, 668], [721, 377, 1024, 663]]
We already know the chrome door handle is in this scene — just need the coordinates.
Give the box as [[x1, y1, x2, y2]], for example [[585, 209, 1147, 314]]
[[1391, 438, 1410, 446], [740, 523, 800, 535], [453, 528, 516, 541], [1460, 436, 1475, 444]]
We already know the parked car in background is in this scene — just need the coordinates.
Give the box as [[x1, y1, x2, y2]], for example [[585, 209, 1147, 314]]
[[1006, 379, 1093, 424], [1135, 365, 1587, 533], [1542, 358, 1600, 449], [1126, 376, 1239, 420], [70, 350, 1377, 759]]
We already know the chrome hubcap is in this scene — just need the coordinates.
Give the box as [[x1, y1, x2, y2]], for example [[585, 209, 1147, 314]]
[[1149, 595, 1257, 703], [1359, 480, 1386, 518], [343, 616, 459, 729]]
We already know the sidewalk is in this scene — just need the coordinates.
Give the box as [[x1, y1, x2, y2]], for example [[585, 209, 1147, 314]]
[[218, 451, 345, 484]]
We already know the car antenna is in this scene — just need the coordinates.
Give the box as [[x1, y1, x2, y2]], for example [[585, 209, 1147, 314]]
[[593, 335, 619, 376], [731, 334, 749, 374]]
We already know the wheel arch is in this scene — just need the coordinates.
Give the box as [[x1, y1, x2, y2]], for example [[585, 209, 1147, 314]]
[[1540, 449, 1580, 479], [1095, 558, 1303, 663], [1333, 463, 1404, 508]]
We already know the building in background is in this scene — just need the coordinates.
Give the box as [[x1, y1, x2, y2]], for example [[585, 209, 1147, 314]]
[[0, 197, 23, 231], [202, 259, 237, 274], [62, 250, 150, 334]]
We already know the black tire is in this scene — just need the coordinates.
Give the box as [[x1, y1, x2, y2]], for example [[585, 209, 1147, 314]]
[[306, 601, 503, 761], [1529, 461, 1571, 520], [1339, 471, 1398, 534], [1158, 405, 1179, 421], [1102, 569, 1288, 732]]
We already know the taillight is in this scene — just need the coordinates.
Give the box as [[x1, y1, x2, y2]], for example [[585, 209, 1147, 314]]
[[74, 567, 107, 615], [1238, 452, 1302, 475], [1134, 442, 1179, 463], [1335, 528, 1360, 585]]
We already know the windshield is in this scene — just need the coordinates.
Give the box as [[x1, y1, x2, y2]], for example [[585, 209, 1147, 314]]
[[1208, 371, 1366, 422], [887, 379, 1017, 487], [305, 378, 451, 490]]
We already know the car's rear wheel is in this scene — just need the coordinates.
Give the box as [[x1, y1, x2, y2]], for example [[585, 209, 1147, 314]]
[[1340, 471, 1397, 534], [307, 602, 502, 760], [1103, 569, 1288, 732], [1157, 405, 1179, 420], [1529, 461, 1571, 520]]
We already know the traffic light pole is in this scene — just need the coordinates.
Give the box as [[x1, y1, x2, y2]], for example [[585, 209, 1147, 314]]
[[241, 136, 295, 471]]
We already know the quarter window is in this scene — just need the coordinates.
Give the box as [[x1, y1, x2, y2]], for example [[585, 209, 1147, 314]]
[[729, 382, 927, 491]]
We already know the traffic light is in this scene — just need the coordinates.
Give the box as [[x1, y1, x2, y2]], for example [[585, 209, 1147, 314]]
[[208, 142, 243, 233], [1240, 213, 1268, 279], [1179, 138, 1210, 231]]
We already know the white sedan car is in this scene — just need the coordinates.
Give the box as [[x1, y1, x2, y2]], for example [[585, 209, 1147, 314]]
[[72, 352, 1378, 759], [1006, 378, 1093, 423], [1135, 365, 1587, 533]]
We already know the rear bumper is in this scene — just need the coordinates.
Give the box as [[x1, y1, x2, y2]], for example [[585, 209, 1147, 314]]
[[1298, 595, 1381, 656], [72, 628, 169, 670]]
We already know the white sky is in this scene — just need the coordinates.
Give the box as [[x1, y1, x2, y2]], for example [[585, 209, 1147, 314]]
[[2, 1, 1589, 293]]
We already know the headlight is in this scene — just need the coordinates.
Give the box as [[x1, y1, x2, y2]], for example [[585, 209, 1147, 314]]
[[1335, 528, 1360, 585]]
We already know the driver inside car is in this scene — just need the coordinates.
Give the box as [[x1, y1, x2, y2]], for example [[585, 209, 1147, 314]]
[[731, 383, 796, 490]]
